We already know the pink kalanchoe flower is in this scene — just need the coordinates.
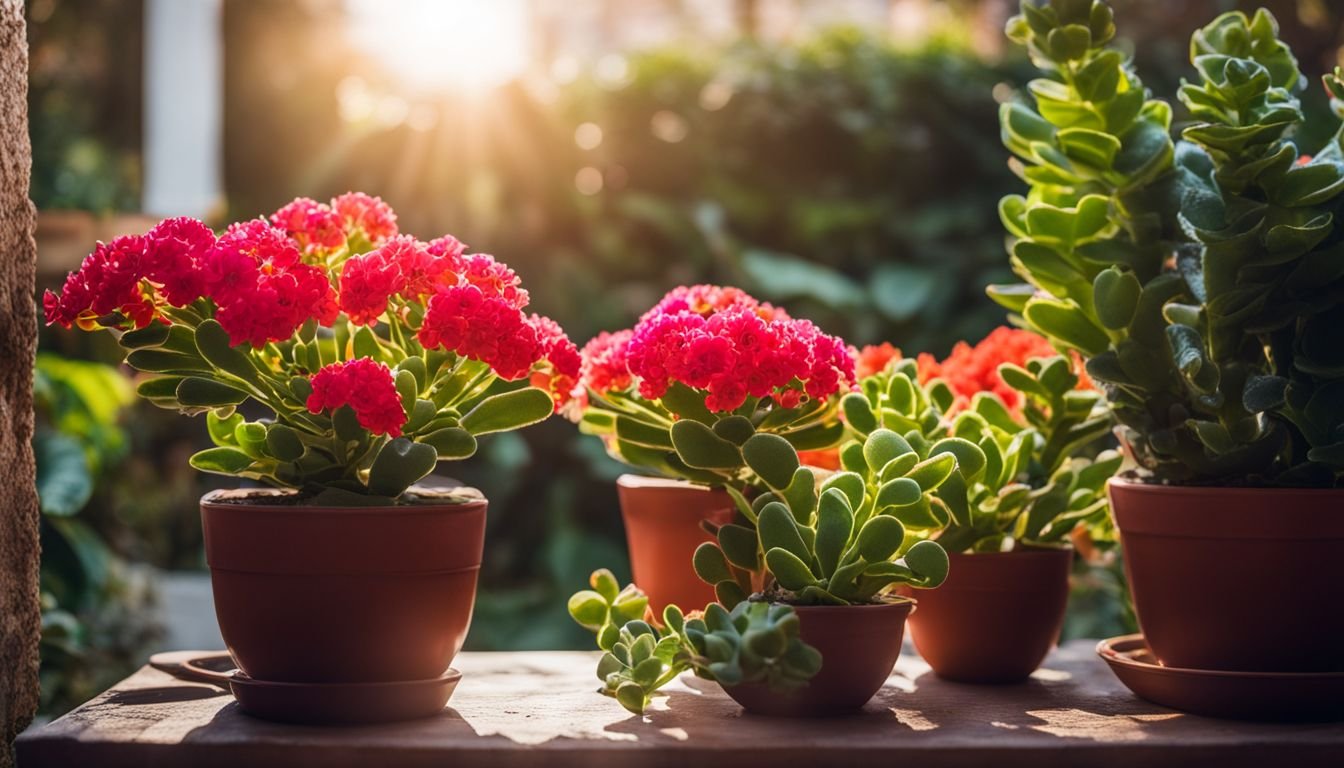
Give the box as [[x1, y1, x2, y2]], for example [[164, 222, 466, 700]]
[[306, 358, 406, 437], [621, 285, 853, 413], [579, 330, 634, 395], [458, 253, 528, 308], [332, 192, 398, 245], [270, 197, 346, 255]]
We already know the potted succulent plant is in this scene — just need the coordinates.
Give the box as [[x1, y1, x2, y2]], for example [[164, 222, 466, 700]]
[[42, 193, 579, 720], [844, 334, 1119, 682], [572, 285, 854, 615], [571, 426, 951, 716], [996, 0, 1344, 676]]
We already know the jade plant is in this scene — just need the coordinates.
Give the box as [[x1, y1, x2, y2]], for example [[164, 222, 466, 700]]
[[574, 285, 854, 490], [995, 0, 1344, 486], [43, 194, 579, 503], [568, 425, 952, 713], [691, 429, 952, 605], [844, 344, 1119, 552], [568, 569, 821, 714]]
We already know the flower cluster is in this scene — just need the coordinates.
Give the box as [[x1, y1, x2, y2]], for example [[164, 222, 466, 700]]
[[269, 197, 347, 255], [579, 330, 634, 395], [584, 285, 854, 413], [204, 220, 339, 347], [306, 358, 407, 437], [852, 328, 1091, 415], [44, 218, 214, 330]]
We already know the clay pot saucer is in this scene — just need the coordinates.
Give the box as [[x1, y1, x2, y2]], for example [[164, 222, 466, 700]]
[[1098, 635, 1344, 722], [149, 651, 459, 724]]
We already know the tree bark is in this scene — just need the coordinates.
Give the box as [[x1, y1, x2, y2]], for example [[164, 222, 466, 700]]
[[0, 0, 39, 765]]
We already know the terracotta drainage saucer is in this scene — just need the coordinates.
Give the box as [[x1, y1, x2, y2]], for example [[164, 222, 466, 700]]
[[149, 651, 460, 724], [1098, 635, 1344, 722]]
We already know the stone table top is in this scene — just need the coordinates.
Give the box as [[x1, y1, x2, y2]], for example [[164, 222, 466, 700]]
[[17, 641, 1344, 768]]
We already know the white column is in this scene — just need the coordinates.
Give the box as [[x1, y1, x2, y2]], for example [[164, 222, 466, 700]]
[[142, 0, 222, 218]]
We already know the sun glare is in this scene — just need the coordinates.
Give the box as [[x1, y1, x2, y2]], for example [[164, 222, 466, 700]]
[[347, 0, 529, 91]]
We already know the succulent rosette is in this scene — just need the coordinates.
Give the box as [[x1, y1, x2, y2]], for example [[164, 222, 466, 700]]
[[44, 194, 578, 502], [574, 285, 856, 489]]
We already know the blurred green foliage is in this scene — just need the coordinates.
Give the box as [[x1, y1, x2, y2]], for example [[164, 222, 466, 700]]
[[35, 353, 161, 716]]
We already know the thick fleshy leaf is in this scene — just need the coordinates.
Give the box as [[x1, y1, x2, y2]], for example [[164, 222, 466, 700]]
[[670, 419, 742, 469], [460, 387, 553, 435], [366, 437, 438, 497]]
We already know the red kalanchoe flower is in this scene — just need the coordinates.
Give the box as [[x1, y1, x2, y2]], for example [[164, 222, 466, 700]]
[[270, 197, 346, 255], [143, 217, 215, 307], [579, 330, 634, 395], [332, 192, 398, 245], [306, 358, 406, 437], [44, 234, 157, 329], [203, 219, 337, 347], [418, 284, 545, 380], [528, 314, 582, 410]]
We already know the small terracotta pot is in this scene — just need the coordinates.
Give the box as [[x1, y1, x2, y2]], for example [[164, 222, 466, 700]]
[[616, 474, 734, 616], [201, 489, 487, 683], [906, 549, 1072, 683], [1110, 478, 1344, 673], [721, 600, 913, 716]]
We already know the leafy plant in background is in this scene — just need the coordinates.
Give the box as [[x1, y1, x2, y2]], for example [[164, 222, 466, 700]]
[[568, 569, 820, 714], [842, 349, 1118, 553], [996, 0, 1344, 486], [43, 194, 579, 503], [35, 353, 159, 715], [552, 29, 1033, 352], [575, 284, 853, 491]]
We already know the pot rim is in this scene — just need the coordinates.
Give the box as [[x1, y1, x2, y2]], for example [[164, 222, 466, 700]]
[[1107, 476, 1344, 497], [942, 546, 1072, 560], [616, 473, 720, 491], [781, 597, 915, 613], [201, 488, 488, 515]]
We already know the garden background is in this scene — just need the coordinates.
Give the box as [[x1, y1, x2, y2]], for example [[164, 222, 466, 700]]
[[27, 0, 1344, 716]]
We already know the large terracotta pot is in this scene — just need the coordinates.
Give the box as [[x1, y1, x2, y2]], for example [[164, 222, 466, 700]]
[[906, 549, 1072, 683], [616, 474, 733, 616], [721, 600, 913, 716], [201, 489, 487, 683], [1109, 478, 1344, 673]]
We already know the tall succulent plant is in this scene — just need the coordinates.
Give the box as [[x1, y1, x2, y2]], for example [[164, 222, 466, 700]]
[[995, 0, 1344, 485]]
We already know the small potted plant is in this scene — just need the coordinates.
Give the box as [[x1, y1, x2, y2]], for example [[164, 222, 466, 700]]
[[570, 427, 951, 716], [996, 0, 1344, 677], [573, 285, 854, 615], [844, 334, 1119, 682], [43, 193, 579, 720]]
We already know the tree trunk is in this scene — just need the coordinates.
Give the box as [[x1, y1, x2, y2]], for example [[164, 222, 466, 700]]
[[0, 0, 39, 765]]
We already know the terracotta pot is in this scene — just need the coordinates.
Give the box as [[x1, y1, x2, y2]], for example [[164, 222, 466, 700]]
[[721, 600, 913, 716], [906, 549, 1072, 683], [616, 475, 733, 616], [1110, 478, 1344, 673], [201, 489, 487, 683]]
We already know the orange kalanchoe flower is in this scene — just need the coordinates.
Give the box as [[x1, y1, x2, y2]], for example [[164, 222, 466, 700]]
[[924, 327, 1090, 412]]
